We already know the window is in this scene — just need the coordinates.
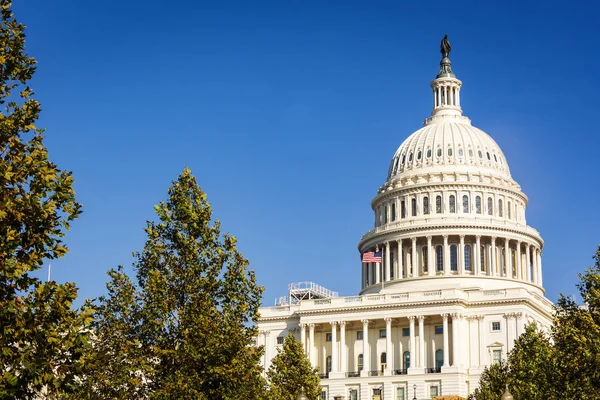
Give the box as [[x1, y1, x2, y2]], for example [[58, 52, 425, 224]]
[[409, 152, 413, 162], [435, 325, 443, 335], [449, 195, 456, 213], [417, 150, 422, 160], [498, 199, 503, 217], [396, 387, 405, 400], [391, 203, 396, 221], [384, 206, 388, 224], [423, 196, 429, 215], [487, 151, 491, 160], [326, 333, 332, 342], [436, 349, 444, 369], [436, 245, 443, 272], [411, 198, 417, 217], [427, 149, 432, 158], [487, 197, 493, 215], [437, 148, 442, 157], [403, 351, 411, 369], [494, 154, 498, 162], [380, 352, 387, 365], [469, 149, 474, 157], [458, 148, 464, 157], [476, 196, 481, 214], [402, 154, 406, 164], [357, 331, 363, 340], [492, 321, 501, 331], [478, 150, 483, 159], [436, 195, 442, 213], [493, 349, 502, 365], [277, 336, 284, 345], [481, 245, 486, 272], [379, 329, 386, 338], [465, 245, 472, 271], [448, 147, 453, 156], [402, 327, 410, 337], [326, 356, 332, 373], [507, 201, 511, 219], [422, 247, 428, 273], [349, 389, 358, 400], [321, 390, 327, 400], [463, 195, 469, 213], [450, 245, 458, 271], [401, 201, 406, 218], [430, 386, 439, 397], [358, 354, 364, 371]]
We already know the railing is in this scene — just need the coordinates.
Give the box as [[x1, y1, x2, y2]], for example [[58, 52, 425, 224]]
[[345, 371, 360, 378], [368, 370, 382, 376], [393, 368, 408, 375], [425, 367, 441, 374], [319, 373, 329, 379]]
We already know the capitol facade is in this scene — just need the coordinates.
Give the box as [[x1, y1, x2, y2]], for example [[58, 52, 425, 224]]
[[257, 40, 553, 400]]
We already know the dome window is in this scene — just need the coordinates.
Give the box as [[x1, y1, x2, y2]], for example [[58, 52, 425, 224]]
[[486, 152, 491, 160], [449, 195, 456, 213], [458, 148, 464, 157], [487, 197, 493, 215], [494, 154, 498, 162], [465, 245, 472, 271], [475, 196, 482, 214], [402, 154, 406, 164], [411, 198, 417, 217], [498, 199, 503, 217], [469, 149, 474, 158], [427, 149, 432, 158], [423, 196, 429, 215], [435, 246, 443, 272], [437, 148, 442, 157], [448, 148, 453, 157], [478, 150, 483, 159], [507, 201, 511, 219], [436, 196, 442, 213], [391, 203, 396, 221], [450, 245, 458, 271], [463, 195, 469, 213], [409, 152, 413, 162], [417, 150, 422, 160]]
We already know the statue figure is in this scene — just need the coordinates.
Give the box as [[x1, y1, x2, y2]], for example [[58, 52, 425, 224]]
[[440, 34, 451, 58]]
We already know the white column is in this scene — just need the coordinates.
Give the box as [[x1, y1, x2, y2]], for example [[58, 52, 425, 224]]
[[408, 316, 416, 370], [526, 244, 531, 282], [385, 242, 391, 281], [339, 321, 346, 373], [516, 241, 522, 280], [505, 238, 512, 278], [443, 235, 450, 275], [308, 323, 315, 366], [537, 249, 543, 286], [418, 316, 425, 369], [427, 236, 433, 275], [330, 321, 338, 373], [300, 324, 307, 353], [456, 86, 461, 107], [263, 330, 270, 372], [397, 239, 403, 279], [459, 235, 465, 275], [442, 314, 449, 367], [475, 235, 481, 275], [451, 313, 461, 367], [375, 246, 381, 284], [385, 317, 393, 373], [362, 319, 370, 375], [412, 237, 418, 277], [490, 237, 497, 277], [477, 316, 485, 367]]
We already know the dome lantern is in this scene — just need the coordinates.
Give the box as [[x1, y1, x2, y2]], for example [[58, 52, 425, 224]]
[[430, 35, 463, 119]]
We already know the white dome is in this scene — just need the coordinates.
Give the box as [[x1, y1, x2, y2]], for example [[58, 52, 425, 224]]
[[386, 117, 512, 184]]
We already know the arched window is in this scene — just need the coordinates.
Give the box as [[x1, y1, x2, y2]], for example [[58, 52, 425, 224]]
[[422, 247, 428, 273], [476, 196, 482, 214], [358, 354, 364, 371], [384, 206, 388, 224], [512, 250, 517, 278], [427, 149, 432, 158], [498, 199, 503, 217], [436, 245, 443, 272], [463, 195, 469, 213], [487, 197, 493, 215], [449, 195, 456, 213], [500, 248, 505, 275], [411, 198, 417, 217], [326, 356, 332, 373], [436, 349, 444, 369], [448, 147, 453, 156], [391, 203, 396, 221], [436, 196, 442, 213], [402, 154, 406, 164], [450, 245, 458, 271], [401, 200, 406, 218], [403, 351, 410, 370], [409, 152, 413, 162], [437, 148, 442, 157], [417, 150, 422, 160], [423, 196, 429, 215], [380, 352, 387, 364], [508, 201, 511, 219], [481, 245, 486, 272], [465, 245, 472, 271]]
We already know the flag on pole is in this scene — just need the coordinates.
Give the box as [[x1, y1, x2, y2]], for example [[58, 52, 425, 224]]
[[362, 251, 382, 263]]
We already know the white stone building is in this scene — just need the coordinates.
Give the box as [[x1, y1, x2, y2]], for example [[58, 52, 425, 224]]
[[257, 41, 553, 400]]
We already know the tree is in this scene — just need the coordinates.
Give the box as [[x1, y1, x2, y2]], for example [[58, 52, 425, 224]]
[[0, 1, 92, 398], [78, 169, 266, 399], [267, 333, 320, 400], [468, 362, 508, 400]]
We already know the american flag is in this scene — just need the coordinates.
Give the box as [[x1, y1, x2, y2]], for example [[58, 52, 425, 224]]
[[362, 251, 382, 263]]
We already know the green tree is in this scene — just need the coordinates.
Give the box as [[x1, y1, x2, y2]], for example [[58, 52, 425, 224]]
[[0, 1, 92, 398], [78, 169, 266, 399], [468, 362, 509, 400], [267, 333, 320, 400], [552, 245, 600, 398]]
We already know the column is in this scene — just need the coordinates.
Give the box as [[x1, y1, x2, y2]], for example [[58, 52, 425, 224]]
[[385, 317, 393, 373], [418, 316, 425, 369], [427, 236, 433, 275], [339, 321, 346, 373], [516, 241, 522, 280], [505, 238, 512, 278], [385, 242, 391, 281], [490, 237, 496, 277], [362, 319, 370, 375], [515, 312, 524, 337], [408, 316, 416, 370], [534, 247, 540, 284], [451, 313, 461, 367], [375, 247, 381, 284], [537, 249, 543, 286], [526, 244, 531, 282], [397, 239, 403, 279], [308, 323, 315, 366], [300, 323, 307, 353], [459, 235, 465, 275], [263, 330, 270, 372], [412, 237, 418, 277], [442, 314, 449, 367], [361, 262, 366, 289], [505, 314, 515, 352], [330, 321, 338, 373], [477, 316, 485, 367], [443, 235, 450, 275], [475, 235, 481, 275]]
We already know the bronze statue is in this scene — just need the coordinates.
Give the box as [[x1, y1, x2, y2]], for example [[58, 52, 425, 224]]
[[440, 34, 451, 58]]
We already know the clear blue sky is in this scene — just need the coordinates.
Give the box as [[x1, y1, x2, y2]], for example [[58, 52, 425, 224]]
[[16, 1, 600, 306]]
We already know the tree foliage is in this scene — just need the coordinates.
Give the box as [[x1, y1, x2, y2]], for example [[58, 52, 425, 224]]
[[77, 169, 266, 399], [0, 1, 92, 398], [267, 333, 320, 400]]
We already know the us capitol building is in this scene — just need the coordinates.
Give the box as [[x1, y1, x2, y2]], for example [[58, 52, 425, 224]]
[[257, 38, 553, 400]]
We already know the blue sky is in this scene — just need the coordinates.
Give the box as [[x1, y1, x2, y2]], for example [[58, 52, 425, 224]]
[[16, 1, 600, 306]]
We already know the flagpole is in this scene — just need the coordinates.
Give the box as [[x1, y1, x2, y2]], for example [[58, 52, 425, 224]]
[[47, 263, 51, 282]]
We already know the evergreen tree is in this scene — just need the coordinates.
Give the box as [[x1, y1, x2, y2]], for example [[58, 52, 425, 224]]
[[79, 169, 266, 399], [267, 333, 320, 400], [0, 1, 92, 398]]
